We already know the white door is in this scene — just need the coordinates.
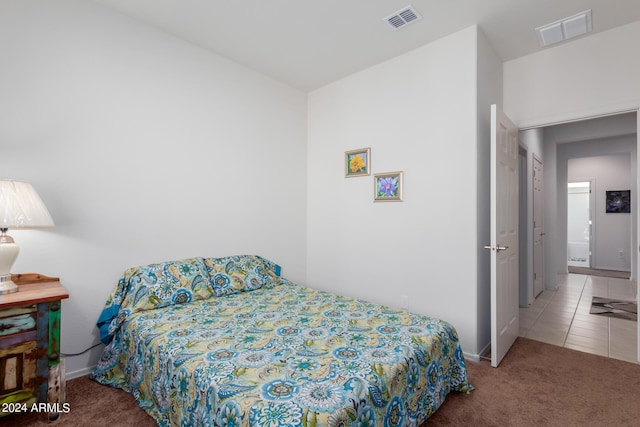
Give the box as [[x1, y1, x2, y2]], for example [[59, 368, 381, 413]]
[[533, 156, 544, 297], [489, 104, 519, 367]]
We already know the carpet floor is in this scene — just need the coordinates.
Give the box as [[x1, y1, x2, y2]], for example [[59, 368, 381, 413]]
[[5, 337, 640, 426]]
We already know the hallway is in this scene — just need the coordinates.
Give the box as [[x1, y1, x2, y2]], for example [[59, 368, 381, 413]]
[[519, 273, 638, 363]]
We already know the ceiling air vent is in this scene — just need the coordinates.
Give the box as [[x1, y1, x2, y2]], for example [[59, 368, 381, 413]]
[[385, 5, 422, 30], [536, 10, 592, 47]]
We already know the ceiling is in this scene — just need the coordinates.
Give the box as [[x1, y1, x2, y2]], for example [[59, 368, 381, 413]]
[[91, 0, 640, 91]]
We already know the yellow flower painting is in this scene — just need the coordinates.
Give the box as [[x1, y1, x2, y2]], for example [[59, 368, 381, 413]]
[[345, 148, 370, 177], [349, 155, 365, 173]]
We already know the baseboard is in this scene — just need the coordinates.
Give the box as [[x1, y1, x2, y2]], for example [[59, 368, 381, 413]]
[[65, 365, 95, 380], [463, 352, 480, 362], [593, 266, 631, 273], [464, 340, 505, 363]]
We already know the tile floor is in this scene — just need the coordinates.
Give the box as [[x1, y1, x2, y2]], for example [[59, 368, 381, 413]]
[[519, 273, 638, 364]]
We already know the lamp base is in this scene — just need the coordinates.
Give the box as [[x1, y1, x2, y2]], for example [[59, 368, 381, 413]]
[[0, 274, 18, 294], [0, 231, 19, 294]]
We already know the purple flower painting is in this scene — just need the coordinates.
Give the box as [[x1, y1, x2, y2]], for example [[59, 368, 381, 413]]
[[374, 172, 403, 201], [377, 177, 397, 197]]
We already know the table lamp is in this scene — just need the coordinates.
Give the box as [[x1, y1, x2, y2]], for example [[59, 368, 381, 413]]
[[0, 180, 54, 294]]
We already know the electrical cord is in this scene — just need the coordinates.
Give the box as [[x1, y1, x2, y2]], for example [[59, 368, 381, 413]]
[[61, 342, 103, 357]]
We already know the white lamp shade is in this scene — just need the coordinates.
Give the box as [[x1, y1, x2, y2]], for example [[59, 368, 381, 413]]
[[0, 180, 54, 229]]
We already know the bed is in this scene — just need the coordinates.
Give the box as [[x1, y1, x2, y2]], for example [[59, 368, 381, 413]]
[[91, 255, 472, 426]]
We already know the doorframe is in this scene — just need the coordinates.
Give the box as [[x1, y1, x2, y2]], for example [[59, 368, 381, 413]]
[[518, 145, 530, 307], [532, 153, 544, 299]]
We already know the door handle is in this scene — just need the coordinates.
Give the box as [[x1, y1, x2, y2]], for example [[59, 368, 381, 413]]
[[483, 245, 509, 252]]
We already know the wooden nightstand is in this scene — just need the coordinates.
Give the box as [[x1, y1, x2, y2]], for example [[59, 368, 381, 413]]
[[0, 274, 69, 420]]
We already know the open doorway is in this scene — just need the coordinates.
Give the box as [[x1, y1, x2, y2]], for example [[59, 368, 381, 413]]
[[518, 111, 638, 363], [567, 154, 633, 276], [567, 181, 592, 268], [518, 112, 637, 297]]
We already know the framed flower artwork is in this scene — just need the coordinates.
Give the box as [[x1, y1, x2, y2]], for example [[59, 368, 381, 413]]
[[374, 171, 403, 202], [345, 148, 370, 177]]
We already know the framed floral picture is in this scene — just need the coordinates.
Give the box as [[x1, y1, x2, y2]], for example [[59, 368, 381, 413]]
[[345, 148, 370, 177], [374, 171, 403, 202]]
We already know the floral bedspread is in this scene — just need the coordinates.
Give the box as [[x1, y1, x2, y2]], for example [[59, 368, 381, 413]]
[[92, 282, 472, 426]]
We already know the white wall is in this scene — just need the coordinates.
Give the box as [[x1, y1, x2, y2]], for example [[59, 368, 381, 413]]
[[504, 20, 640, 129], [0, 0, 308, 377], [307, 26, 484, 356], [568, 154, 632, 271]]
